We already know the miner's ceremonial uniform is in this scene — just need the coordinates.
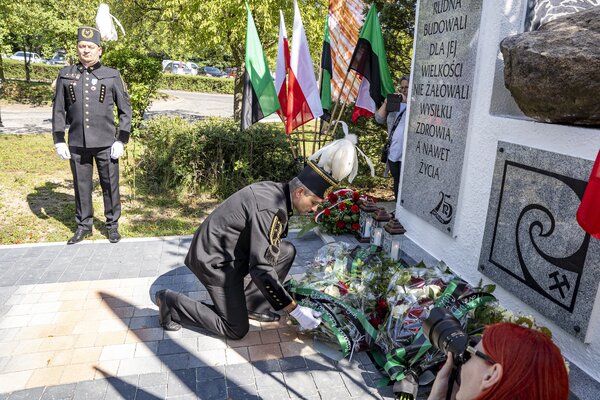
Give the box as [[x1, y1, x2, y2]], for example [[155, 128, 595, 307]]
[[52, 27, 131, 240], [159, 181, 296, 339], [156, 161, 339, 339]]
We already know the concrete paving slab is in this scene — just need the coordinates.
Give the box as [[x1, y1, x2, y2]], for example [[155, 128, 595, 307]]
[[0, 230, 405, 399]]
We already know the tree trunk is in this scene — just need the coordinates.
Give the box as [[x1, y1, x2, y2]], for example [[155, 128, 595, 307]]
[[230, 44, 244, 123], [233, 74, 243, 122], [0, 57, 4, 127], [23, 50, 31, 83]]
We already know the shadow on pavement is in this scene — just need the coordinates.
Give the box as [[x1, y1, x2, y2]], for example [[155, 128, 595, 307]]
[[27, 180, 76, 229]]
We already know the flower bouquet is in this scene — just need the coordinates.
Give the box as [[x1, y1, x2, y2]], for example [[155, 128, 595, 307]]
[[286, 243, 501, 398], [299, 188, 373, 236]]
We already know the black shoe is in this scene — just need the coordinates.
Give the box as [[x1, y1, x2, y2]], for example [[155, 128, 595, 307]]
[[107, 227, 121, 243], [248, 310, 281, 322], [67, 228, 92, 245], [155, 290, 181, 331]]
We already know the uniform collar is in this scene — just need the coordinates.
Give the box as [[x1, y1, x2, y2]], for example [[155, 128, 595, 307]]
[[77, 61, 102, 73], [283, 183, 294, 218]]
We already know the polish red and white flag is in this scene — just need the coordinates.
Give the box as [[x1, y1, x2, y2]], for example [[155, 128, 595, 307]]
[[286, 0, 323, 134], [275, 10, 290, 122], [351, 74, 376, 123]]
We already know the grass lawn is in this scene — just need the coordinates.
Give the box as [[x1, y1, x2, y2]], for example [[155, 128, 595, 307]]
[[0, 133, 221, 245], [0, 133, 392, 245]]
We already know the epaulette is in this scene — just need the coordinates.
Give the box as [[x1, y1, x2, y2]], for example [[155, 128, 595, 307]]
[[91, 66, 119, 79]]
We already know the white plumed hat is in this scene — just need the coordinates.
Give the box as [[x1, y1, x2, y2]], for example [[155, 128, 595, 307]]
[[95, 3, 126, 42]]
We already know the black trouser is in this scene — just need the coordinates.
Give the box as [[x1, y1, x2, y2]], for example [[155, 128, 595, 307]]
[[69, 146, 121, 230], [165, 241, 296, 339], [388, 160, 401, 202]]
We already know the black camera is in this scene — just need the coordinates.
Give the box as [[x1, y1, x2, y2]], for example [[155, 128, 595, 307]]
[[386, 93, 403, 112], [423, 307, 469, 358], [423, 307, 470, 397]]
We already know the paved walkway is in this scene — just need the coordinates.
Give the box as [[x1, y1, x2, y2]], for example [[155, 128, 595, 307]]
[[0, 231, 399, 400]]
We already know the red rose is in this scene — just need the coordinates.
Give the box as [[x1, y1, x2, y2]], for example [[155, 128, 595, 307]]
[[377, 298, 387, 310], [324, 208, 331, 217], [338, 202, 347, 211], [350, 204, 360, 213], [328, 193, 339, 203], [352, 191, 360, 201], [336, 220, 346, 229], [338, 281, 349, 295], [369, 316, 382, 328], [351, 223, 360, 231]]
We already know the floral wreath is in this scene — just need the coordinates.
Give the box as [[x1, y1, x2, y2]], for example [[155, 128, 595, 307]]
[[313, 188, 375, 223]]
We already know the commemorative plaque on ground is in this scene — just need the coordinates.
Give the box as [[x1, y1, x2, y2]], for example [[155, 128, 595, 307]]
[[479, 142, 600, 342], [401, 0, 483, 235]]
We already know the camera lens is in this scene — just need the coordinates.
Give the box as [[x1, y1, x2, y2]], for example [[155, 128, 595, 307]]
[[423, 307, 469, 356]]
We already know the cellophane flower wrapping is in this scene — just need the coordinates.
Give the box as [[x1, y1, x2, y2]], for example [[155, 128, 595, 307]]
[[287, 242, 498, 383]]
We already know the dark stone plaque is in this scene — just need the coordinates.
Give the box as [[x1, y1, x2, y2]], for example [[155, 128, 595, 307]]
[[479, 142, 599, 341], [401, 0, 483, 235]]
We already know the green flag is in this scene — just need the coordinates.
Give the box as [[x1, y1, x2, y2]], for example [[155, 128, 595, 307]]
[[241, 3, 280, 130], [348, 4, 395, 108], [320, 14, 332, 121]]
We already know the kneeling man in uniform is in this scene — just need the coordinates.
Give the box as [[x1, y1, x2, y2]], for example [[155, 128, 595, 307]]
[[156, 161, 338, 339]]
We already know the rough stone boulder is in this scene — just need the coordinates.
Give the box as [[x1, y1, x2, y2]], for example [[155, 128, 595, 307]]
[[500, 6, 600, 126]]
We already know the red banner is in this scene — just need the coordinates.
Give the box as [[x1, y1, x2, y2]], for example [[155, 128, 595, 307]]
[[576, 150, 600, 238]]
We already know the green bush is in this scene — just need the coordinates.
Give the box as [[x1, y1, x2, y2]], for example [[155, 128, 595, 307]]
[[2, 59, 62, 82], [102, 50, 163, 133], [137, 116, 297, 199], [159, 74, 234, 94], [2, 80, 54, 105]]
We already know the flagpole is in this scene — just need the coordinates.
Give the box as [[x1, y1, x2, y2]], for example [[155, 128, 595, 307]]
[[313, 65, 323, 156], [301, 123, 307, 163], [327, 71, 358, 136], [287, 134, 298, 160], [323, 69, 350, 134]]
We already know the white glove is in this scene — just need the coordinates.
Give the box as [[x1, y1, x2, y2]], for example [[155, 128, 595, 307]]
[[289, 305, 322, 330], [110, 140, 124, 159], [55, 143, 71, 160]]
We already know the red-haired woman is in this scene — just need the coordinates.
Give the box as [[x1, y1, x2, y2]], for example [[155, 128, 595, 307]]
[[427, 322, 569, 400]]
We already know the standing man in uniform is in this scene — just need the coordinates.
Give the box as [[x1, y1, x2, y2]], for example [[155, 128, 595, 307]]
[[52, 27, 132, 244], [155, 161, 338, 339]]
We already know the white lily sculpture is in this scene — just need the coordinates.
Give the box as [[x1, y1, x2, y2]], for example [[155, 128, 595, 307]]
[[309, 120, 375, 183]]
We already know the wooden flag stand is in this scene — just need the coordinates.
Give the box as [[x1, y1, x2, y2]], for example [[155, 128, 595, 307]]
[[288, 128, 334, 165]]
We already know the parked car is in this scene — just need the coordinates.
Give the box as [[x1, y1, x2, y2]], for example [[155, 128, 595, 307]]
[[10, 51, 45, 64], [47, 52, 68, 65], [187, 62, 200, 76], [202, 66, 226, 78], [163, 61, 194, 76]]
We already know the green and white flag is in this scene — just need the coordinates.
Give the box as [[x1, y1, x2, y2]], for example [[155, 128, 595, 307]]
[[241, 3, 280, 130]]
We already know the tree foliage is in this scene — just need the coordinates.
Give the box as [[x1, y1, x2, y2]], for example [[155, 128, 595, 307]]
[[0, 0, 97, 80], [0, 0, 417, 114], [372, 0, 416, 84], [102, 49, 163, 133]]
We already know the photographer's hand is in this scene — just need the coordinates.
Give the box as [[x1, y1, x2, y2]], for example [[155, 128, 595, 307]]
[[427, 353, 457, 400], [376, 98, 388, 119]]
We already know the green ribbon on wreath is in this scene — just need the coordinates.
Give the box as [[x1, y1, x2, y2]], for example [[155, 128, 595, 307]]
[[287, 283, 380, 356], [380, 279, 496, 382], [297, 298, 353, 356]]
